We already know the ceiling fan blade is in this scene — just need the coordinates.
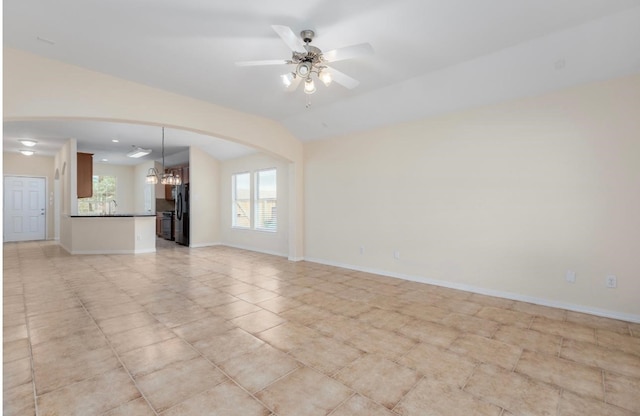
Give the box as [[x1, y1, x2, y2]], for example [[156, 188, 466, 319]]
[[323, 43, 374, 63], [326, 67, 360, 89], [271, 25, 307, 52], [235, 59, 289, 67]]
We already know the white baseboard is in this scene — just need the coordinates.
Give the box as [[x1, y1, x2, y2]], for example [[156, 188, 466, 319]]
[[133, 248, 156, 254], [305, 257, 640, 324], [193, 243, 302, 261], [189, 242, 222, 248], [69, 248, 156, 255], [222, 243, 288, 258]]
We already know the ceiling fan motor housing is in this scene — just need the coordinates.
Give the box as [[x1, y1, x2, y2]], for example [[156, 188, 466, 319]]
[[300, 29, 315, 43]]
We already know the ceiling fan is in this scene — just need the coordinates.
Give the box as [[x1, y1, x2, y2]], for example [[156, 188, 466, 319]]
[[236, 25, 374, 94]]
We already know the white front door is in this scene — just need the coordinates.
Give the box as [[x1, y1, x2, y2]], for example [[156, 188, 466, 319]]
[[3, 176, 46, 242]]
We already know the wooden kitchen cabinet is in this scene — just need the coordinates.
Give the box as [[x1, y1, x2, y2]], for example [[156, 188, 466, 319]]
[[164, 183, 175, 201], [77, 152, 93, 198]]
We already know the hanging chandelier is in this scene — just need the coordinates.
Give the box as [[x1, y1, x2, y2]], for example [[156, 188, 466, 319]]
[[145, 127, 182, 186]]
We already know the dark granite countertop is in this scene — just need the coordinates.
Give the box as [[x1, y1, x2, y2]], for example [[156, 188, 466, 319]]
[[69, 213, 157, 218]]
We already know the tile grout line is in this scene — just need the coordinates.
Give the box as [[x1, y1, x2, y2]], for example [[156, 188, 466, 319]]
[[17, 254, 42, 416], [324, 392, 357, 416], [324, 351, 413, 414], [191, 294, 412, 414], [526, 314, 535, 330], [489, 322, 501, 339], [389, 374, 426, 414], [601, 370, 607, 405], [164, 324, 285, 415], [558, 336, 565, 358], [56, 265, 162, 416], [460, 363, 479, 391], [511, 348, 525, 372], [96, 265, 272, 411], [556, 388, 565, 414]]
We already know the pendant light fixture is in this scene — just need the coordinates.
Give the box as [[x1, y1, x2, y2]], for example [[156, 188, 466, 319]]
[[145, 127, 182, 186]]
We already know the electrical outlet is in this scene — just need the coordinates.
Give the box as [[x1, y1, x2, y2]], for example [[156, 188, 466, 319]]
[[565, 270, 576, 283], [359, 246, 365, 255], [606, 275, 617, 288], [394, 250, 400, 260]]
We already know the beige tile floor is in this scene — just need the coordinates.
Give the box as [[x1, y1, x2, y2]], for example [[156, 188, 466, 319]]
[[3, 240, 640, 415]]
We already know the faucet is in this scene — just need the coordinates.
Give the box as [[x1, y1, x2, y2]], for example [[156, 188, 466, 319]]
[[109, 200, 117, 215]]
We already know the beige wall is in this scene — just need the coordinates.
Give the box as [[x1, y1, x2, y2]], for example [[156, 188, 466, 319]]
[[3, 47, 304, 259], [220, 153, 290, 256], [133, 161, 156, 214], [3, 153, 55, 239], [57, 139, 76, 246], [304, 73, 640, 319], [189, 147, 220, 247]]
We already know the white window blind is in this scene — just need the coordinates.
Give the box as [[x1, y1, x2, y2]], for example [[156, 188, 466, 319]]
[[255, 168, 277, 232]]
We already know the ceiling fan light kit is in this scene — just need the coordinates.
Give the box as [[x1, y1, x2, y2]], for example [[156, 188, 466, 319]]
[[320, 71, 332, 86], [281, 73, 295, 88], [296, 61, 312, 77], [236, 25, 373, 97], [304, 78, 316, 95]]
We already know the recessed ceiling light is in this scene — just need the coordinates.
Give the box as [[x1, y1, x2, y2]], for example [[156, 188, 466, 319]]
[[19, 139, 38, 147], [100, 158, 108, 162], [19, 149, 35, 156], [112, 139, 119, 143]]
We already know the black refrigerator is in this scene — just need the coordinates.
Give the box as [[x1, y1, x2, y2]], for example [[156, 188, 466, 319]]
[[174, 183, 189, 246]]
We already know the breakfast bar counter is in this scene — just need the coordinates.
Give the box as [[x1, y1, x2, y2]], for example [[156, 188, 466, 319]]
[[60, 214, 156, 255]]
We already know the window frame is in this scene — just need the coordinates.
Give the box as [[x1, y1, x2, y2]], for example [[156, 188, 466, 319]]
[[231, 171, 251, 229], [230, 168, 277, 233]]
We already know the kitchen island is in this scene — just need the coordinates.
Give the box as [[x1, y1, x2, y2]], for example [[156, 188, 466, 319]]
[[60, 214, 157, 255]]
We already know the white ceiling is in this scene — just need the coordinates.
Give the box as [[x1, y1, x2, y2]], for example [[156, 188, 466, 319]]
[[4, 0, 640, 160]]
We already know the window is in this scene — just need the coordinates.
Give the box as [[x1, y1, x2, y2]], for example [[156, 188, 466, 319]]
[[255, 168, 277, 232], [232, 172, 251, 228], [231, 168, 277, 232], [78, 175, 116, 215]]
